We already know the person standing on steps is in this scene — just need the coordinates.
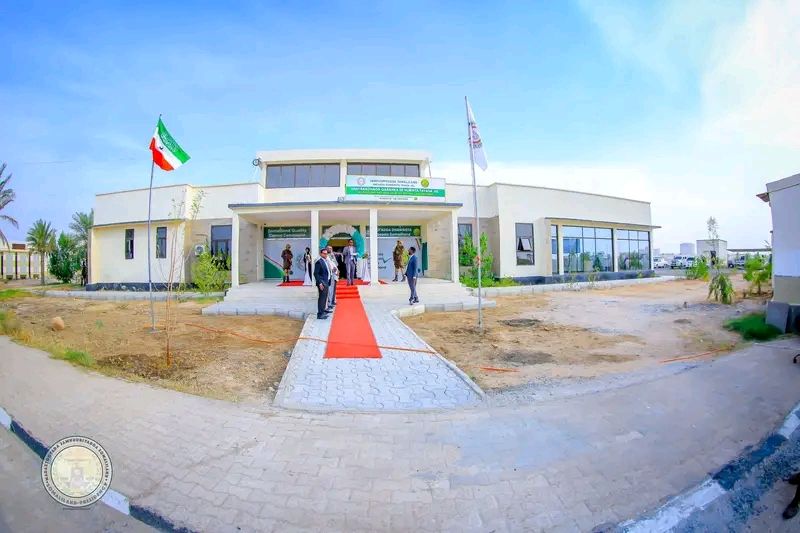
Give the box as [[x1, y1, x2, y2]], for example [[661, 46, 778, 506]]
[[392, 240, 405, 282], [313, 248, 331, 319], [325, 244, 338, 310], [281, 244, 293, 283], [406, 246, 420, 304], [343, 238, 358, 286]]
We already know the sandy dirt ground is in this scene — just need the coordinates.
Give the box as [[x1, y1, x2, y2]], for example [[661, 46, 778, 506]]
[[404, 276, 769, 390], [0, 296, 302, 402]]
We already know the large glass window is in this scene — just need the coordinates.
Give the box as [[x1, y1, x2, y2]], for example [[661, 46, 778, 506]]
[[210, 225, 232, 269], [124, 229, 134, 260], [562, 226, 613, 273], [617, 229, 650, 270], [156, 227, 167, 259], [551, 225, 559, 274], [266, 164, 339, 188], [515, 223, 534, 265], [347, 162, 420, 177]]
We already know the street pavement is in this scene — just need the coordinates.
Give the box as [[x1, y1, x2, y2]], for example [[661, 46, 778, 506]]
[[1, 336, 799, 531]]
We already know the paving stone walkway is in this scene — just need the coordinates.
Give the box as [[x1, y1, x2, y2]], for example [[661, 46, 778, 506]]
[[1, 336, 799, 532], [273, 303, 482, 411]]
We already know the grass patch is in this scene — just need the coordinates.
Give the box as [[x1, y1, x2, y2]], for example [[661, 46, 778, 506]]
[[53, 348, 96, 368], [180, 296, 222, 304], [724, 313, 782, 341], [0, 289, 30, 300], [460, 277, 519, 288]]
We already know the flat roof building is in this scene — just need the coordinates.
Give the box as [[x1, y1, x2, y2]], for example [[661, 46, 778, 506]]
[[759, 172, 800, 332], [89, 148, 656, 290]]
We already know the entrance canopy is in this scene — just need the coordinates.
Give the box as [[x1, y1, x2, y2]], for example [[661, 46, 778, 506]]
[[228, 201, 462, 287]]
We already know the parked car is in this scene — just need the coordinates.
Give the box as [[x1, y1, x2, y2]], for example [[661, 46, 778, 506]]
[[654, 257, 670, 268], [671, 256, 688, 268], [685, 256, 696, 267]]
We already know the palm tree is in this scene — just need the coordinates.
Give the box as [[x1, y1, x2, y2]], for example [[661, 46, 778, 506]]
[[26, 219, 57, 285], [69, 209, 93, 259], [0, 162, 18, 247]]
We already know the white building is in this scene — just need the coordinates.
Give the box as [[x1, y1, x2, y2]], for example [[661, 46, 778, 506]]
[[89, 149, 655, 289], [759, 172, 800, 332], [1, 242, 48, 281], [696, 239, 727, 265]]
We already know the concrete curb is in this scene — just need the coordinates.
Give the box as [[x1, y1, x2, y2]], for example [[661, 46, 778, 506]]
[[0, 405, 197, 533], [469, 275, 675, 298], [613, 401, 800, 532], [37, 290, 223, 301]]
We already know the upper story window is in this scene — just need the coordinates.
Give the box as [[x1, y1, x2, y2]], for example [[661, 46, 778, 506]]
[[124, 229, 134, 260], [266, 164, 340, 188], [347, 163, 420, 177]]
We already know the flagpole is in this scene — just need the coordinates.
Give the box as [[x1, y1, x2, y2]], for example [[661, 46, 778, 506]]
[[147, 157, 156, 332], [465, 96, 483, 331]]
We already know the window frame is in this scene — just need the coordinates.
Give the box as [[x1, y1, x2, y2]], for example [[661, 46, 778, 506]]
[[562, 225, 614, 273], [515, 222, 535, 266], [265, 164, 340, 189], [210, 224, 232, 269], [347, 162, 421, 177], [124, 229, 134, 260], [617, 229, 651, 271], [156, 226, 167, 259]]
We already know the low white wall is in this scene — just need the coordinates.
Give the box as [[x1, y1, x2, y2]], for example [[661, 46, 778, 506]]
[[469, 275, 675, 297]]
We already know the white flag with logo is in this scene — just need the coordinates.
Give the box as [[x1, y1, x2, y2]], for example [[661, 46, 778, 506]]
[[467, 100, 488, 171]]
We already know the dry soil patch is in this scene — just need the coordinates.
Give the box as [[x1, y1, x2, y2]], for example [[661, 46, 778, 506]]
[[1, 296, 302, 402], [404, 277, 767, 390]]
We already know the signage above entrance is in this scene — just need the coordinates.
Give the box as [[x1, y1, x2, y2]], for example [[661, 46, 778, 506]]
[[345, 175, 445, 202], [264, 226, 311, 239], [365, 225, 422, 238]]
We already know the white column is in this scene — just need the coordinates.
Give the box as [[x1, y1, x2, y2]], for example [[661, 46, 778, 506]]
[[255, 224, 263, 281], [612, 229, 619, 272], [557, 224, 564, 275], [231, 212, 240, 288], [450, 210, 459, 282], [310, 209, 320, 261], [369, 208, 379, 285]]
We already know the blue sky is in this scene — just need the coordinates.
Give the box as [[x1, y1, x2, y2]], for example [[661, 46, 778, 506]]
[[2, 0, 798, 251]]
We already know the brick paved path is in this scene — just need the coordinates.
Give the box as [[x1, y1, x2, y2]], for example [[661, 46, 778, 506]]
[[274, 304, 482, 411], [1, 336, 799, 532]]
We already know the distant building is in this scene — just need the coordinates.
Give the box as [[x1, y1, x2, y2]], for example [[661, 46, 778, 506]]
[[696, 239, 727, 266], [653, 248, 661, 258], [758, 172, 800, 333], [0, 242, 48, 280], [680, 242, 695, 256]]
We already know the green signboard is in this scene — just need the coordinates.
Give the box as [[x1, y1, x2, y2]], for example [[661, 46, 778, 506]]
[[365, 225, 422, 237], [344, 175, 446, 201], [264, 226, 311, 239]]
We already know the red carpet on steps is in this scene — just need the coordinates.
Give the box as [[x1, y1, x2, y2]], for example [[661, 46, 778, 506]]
[[324, 284, 381, 359]]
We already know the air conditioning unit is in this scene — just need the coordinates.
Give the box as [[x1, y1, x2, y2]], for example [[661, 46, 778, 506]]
[[194, 244, 207, 257]]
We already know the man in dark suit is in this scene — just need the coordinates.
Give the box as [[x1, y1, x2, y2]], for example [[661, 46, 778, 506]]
[[405, 246, 420, 304], [314, 248, 331, 319]]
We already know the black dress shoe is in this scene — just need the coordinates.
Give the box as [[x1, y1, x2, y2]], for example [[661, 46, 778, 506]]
[[783, 504, 798, 519], [317, 314, 328, 319]]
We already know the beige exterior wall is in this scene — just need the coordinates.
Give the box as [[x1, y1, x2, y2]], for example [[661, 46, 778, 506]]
[[774, 276, 800, 305], [91, 221, 187, 285], [424, 213, 457, 280]]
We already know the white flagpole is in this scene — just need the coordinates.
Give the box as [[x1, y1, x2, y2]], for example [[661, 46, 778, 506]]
[[465, 96, 483, 331], [146, 114, 161, 333], [146, 158, 156, 332]]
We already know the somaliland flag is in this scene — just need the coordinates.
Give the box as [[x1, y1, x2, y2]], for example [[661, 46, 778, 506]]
[[149, 118, 190, 171]]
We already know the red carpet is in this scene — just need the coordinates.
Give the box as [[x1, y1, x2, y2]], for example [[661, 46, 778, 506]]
[[324, 284, 381, 359]]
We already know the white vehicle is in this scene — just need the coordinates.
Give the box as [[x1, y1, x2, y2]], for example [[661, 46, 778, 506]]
[[671, 255, 689, 268], [654, 257, 670, 268]]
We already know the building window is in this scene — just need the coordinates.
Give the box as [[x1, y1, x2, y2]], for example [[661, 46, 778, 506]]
[[515, 223, 534, 265], [562, 226, 613, 273], [457, 223, 473, 248], [347, 163, 420, 177], [210, 225, 232, 269], [617, 230, 650, 270], [266, 164, 340, 188], [125, 229, 134, 260], [156, 227, 167, 259], [551, 225, 559, 274]]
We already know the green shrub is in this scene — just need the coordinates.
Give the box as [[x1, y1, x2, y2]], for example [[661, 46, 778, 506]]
[[708, 272, 734, 304], [743, 255, 772, 295], [686, 256, 710, 280], [54, 348, 95, 368], [725, 313, 781, 341], [191, 250, 227, 295], [459, 276, 518, 289], [48, 232, 81, 284]]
